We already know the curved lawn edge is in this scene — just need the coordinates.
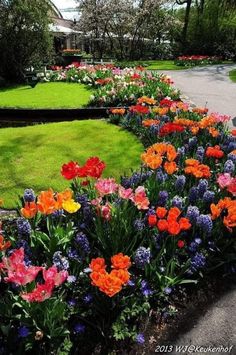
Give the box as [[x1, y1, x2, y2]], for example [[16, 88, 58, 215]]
[[0, 107, 111, 125], [229, 69, 236, 83]]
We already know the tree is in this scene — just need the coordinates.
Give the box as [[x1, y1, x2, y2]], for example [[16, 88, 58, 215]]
[[77, 0, 173, 59], [0, 0, 53, 83]]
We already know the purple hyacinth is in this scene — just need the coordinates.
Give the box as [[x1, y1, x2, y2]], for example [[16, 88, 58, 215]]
[[23, 188, 35, 202], [189, 186, 199, 204], [157, 190, 169, 206], [197, 179, 208, 197], [75, 232, 90, 254], [186, 206, 200, 224], [67, 248, 80, 261], [188, 137, 198, 149], [134, 219, 145, 231], [177, 146, 186, 158], [18, 326, 30, 338], [188, 237, 202, 253], [134, 247, 151, 269], [136, 333, 145, 344], [68, 298, 77, 307], [190, 252, 206, 273], [164, 286, 172, 295], [172, 196, 183, 209], [203, 191, 215, 204], [141, 280, 153, 297], [53, 251, 69, 270], [175, 175, 186, 191], [83, 293, 93, 304], [196, 146, 205, 162], [75, 193, 89, 206], [156, 169, 168, 183], [74, 323, 85, 334], [224, 160, 235, 174], [16, 218, 31, 237], [197, 214, 213, 235], [228, 152, 236, 162]]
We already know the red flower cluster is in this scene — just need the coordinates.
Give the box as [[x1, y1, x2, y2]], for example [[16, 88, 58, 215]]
[[159, 123, 185, 137], [205, 145, 224, 159], [61, 157, 106, 180], [148, 207, 191, 235], [129, 105, 149, 115], [159, 98, 174, 107]]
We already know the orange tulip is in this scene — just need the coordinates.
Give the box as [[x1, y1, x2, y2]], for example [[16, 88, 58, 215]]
[[21, 202, 38, 219]]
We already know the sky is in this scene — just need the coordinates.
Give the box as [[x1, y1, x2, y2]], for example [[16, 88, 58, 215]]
[[52, 0, 79, 19]]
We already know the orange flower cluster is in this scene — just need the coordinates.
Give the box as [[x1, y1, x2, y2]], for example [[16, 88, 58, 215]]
[[184, 159, 211, 179], [142, 119, 160, 127], [110, 108, 126, 115], [141, 143, 178, 174], [173, 118, 220, 137], [205, 145, 224, 159], [211, 198, 236, 231], [0, 234, 11, 252], [21, 188, 77, 218], [192, 107, 208, 115], [174, 118, 197, 127], [89, 253, 131, 297], [152, 107, 169, 116], [137, 96, 157, 105], [148, 207, 191, 235]]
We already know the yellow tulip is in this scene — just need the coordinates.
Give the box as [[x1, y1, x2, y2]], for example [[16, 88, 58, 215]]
[[62, 199, 81, 214]]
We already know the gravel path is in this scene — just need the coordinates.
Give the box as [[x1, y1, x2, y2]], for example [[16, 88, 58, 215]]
[[158, 64, 236, 128]]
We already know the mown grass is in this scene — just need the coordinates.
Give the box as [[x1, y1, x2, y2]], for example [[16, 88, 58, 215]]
[[0, 120, 143, 208], [229, 69, 236, 82], [146, 60, 183, 70], [0, 82, 93, 108]]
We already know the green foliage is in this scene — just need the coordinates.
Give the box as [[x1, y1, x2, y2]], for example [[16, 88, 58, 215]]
[[229, 69, 236, 82], [0, 0, 53, 83]]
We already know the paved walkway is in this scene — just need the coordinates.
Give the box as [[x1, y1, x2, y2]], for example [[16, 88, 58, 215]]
[[158, 65, 236, 128], [169, 285, 236, 354]]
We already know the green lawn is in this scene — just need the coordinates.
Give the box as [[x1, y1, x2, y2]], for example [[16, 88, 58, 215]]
[[229, 69, 236, 82], [146, 60, 233, 70], [0, 120, 143, 208], [146, 60, 183, 70], [0, 82, 93, 108]]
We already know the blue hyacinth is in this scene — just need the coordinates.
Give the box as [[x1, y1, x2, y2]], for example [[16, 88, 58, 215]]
[[197, 214, 213, 235], [157, 190, 169, 206], [16, 218, 31, 237], [172, 196, 184, 209], [197, 179, 208, 197], [189, 186, 199, 204], [175, 175, 186, 191], [23, 188, 35, 202], [196, 146, 205, 162], [190, 252, 206, 273], [203, 190, 215, 204], [186, 206, 200, 224], [75, 232, 90, 254], [140, 280, 153, 297], [224, 160, 235, 174], [53, 251, 69, 270], [134, 247, 151, 269]]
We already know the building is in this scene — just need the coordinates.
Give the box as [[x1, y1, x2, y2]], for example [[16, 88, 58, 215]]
[[48, 0, 82, 52]]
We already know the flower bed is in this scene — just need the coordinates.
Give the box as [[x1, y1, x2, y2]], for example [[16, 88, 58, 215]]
[[41, 64, 179, 107], [0, 69, 235, 354], [175, 55, 222, 67]]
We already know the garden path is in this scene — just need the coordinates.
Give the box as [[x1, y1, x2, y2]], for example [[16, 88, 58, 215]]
[[156, 64, 236, 128], [169, 284, 236, 354]]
